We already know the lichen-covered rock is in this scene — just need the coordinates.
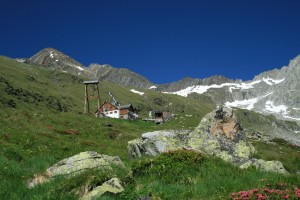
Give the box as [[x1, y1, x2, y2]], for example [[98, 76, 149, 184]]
[[80, 178, 124, 200], [128, 130, 190, 158], [47, 151, 124, 177], [28, 151, 124, 188], [128, 106, 289, 174], [187, 106, 256, 165], [240, 158, 289, 174]]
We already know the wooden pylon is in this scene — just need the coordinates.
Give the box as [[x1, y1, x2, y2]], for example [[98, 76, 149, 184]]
[[83, 80, 101, 114]]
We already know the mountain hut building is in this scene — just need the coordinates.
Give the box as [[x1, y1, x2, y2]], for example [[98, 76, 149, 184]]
[[95, 100, 138, 119]]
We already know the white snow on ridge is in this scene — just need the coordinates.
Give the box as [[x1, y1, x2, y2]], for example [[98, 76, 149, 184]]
[[225, 92, 273, 110], [262, 77, 285, 85], [163, 77, 285, 97], [149, 86, 157, 89], [130, 89, 144, 95], [164, 80, 262, 97]]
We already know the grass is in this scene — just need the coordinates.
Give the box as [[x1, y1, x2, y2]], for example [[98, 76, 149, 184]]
[[252, 138, 300, 174]]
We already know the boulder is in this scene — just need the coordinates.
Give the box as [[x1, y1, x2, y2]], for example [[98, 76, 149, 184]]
[[46, 151, 124, 177], [80, 177, 124, 200], [187, 106, 256, 165], [128, 130, 190, 158], [28, 151, 124, 188], [128, 106, 288, 174]]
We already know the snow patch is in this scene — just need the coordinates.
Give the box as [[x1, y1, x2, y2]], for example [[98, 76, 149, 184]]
[[225, 92, 272, 110], [76, 66, 85, 71], [282, 115, 300, 121], [264, 100, 288, 115], [262, 77, 285, 85], [263, 101, 300, 121], [225, 97, 259, 110], [16, 58, 26, 63], [50, 51, 54, 58], [68, 63, 85, 71], [149, 86, 157, 89], [130, 89, 144, 95]]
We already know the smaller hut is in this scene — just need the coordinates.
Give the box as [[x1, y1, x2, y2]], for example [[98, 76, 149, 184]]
[[153, 111, 172, 123]]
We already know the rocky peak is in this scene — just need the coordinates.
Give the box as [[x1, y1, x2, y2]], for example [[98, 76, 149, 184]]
[[29, 48, 87, 76]]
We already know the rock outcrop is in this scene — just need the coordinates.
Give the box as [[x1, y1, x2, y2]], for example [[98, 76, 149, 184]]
[[187, 106, 255, 165], [28, 151, 124, 188], [128, 106, 289, 174]]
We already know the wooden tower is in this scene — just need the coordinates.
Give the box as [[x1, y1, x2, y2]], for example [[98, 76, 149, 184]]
[[83, 80, 101, 113]]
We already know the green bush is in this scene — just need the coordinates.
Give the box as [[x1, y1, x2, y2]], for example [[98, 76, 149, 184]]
[[132, 150, 206, 183]]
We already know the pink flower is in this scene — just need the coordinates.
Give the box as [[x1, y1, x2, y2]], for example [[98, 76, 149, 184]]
[[282, 194, 289, 199], [295, 187, 300, 198]]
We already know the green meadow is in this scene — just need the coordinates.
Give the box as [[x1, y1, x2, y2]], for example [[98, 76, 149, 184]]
[[0, 56, 299, 199]]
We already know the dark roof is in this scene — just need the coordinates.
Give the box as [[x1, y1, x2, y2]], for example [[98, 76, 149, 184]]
[[118, 104, 132, 109], [83, 80, 99, 84]]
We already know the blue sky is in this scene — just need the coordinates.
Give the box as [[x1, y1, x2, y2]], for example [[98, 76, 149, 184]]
[[1, 0, 300, 83]]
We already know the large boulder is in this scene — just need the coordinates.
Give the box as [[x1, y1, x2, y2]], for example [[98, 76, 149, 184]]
[[46, 151, 124, 177], [187, 106, 256, 165], [28, 151, 124, 188], [128, 106, 289, 174]]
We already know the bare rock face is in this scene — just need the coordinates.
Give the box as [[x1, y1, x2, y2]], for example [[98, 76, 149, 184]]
[[210, 106, 242, 139], [128, 106, 289, 174]]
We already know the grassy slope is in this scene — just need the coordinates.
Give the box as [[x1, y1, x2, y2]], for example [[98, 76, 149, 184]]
[[0, 56, 299, 199], [0, 56, 214, 199]]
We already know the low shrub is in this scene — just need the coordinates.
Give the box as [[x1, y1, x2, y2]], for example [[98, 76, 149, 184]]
[[131, 149, 206, 183]]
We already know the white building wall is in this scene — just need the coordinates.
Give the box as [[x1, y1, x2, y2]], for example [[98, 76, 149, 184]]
[[104, 110, 120, 118]]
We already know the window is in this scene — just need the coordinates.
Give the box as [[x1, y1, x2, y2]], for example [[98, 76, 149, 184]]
[[114, 111, 117, 113], [110, 111, 113, 114]]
